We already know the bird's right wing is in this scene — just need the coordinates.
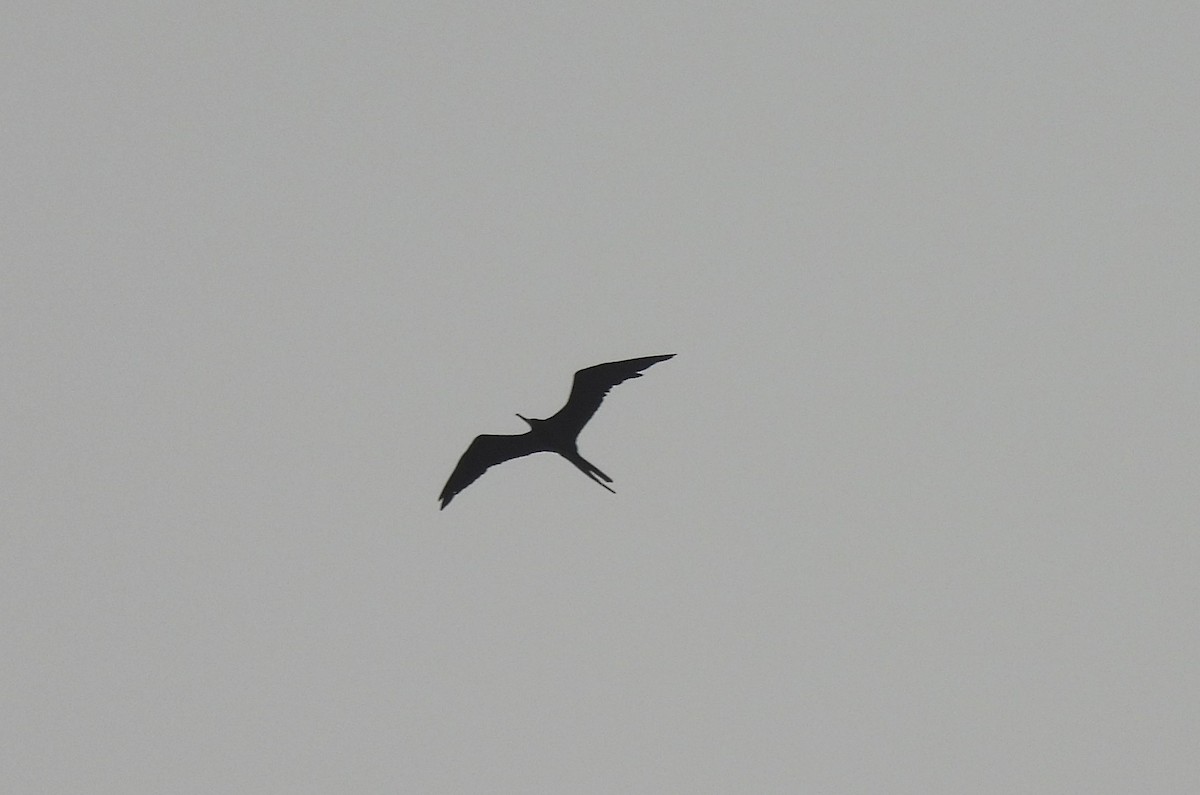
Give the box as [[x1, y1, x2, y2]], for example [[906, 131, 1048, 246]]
[[439, 432, 542, 509]]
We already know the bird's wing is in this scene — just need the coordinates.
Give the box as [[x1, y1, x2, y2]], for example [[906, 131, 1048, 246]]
[[548, 354, 675, 433], [439, 432, 543, 509]]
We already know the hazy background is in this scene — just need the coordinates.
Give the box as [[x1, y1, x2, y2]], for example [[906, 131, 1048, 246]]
[[3, 3, 1197, 792]]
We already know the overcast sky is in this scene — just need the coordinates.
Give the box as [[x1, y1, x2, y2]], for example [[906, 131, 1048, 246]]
[[3, 3, 1197, 792]]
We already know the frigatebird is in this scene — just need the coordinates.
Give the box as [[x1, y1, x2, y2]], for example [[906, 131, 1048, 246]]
[[439, 354, 674, 509]]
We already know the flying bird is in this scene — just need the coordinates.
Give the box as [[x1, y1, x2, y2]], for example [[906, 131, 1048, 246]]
[[439, 354, 674, 509]]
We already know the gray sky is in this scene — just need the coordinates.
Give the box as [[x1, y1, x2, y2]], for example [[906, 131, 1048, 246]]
[[3, 3, 1197, 792]]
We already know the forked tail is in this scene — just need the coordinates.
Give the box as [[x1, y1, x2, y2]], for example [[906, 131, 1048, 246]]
[[566, 453, 615, 494]]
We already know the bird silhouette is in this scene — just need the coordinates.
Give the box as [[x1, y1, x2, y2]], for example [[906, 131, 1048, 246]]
[[439, 354, 674, 509]]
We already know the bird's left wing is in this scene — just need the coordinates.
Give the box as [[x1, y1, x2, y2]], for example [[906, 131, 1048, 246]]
[[548, 354, 675, 433], [439, 432, 543, 509]]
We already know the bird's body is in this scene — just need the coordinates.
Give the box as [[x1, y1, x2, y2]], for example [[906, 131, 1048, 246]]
[[439, 354, 674, 509]]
